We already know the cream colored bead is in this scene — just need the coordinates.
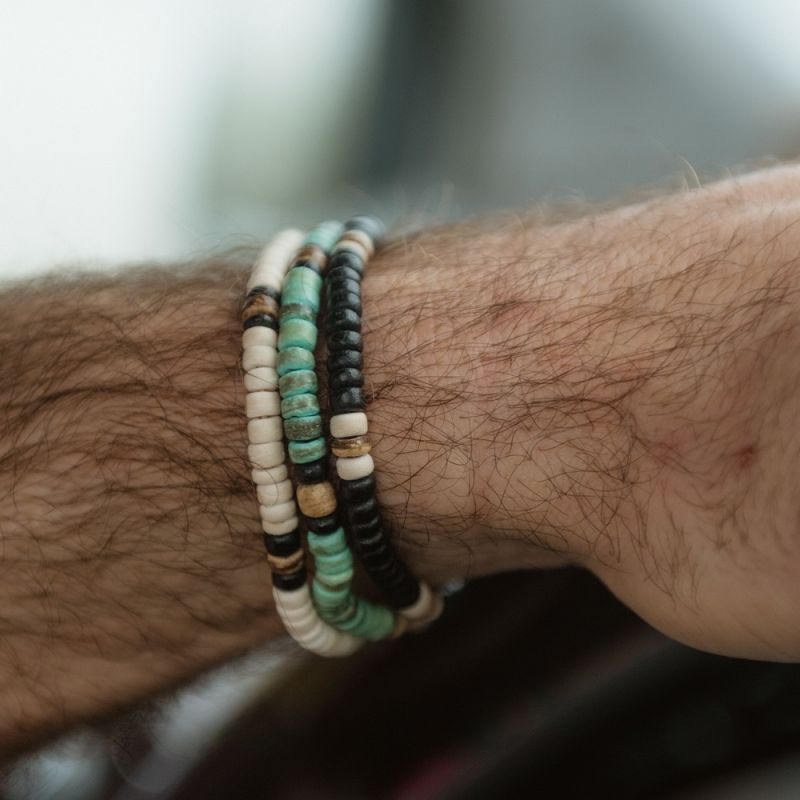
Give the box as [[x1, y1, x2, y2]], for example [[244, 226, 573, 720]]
[[242, 326, 277, 349], [334, 228, 375, 257], [336, 453, 374, 481], [399, 581, 444, 630], [333, 237, 369, 262], [247, 229, 304, 292], [248, 442, 285, 470], [244, 366, 279, 392], [257, 478, 293, 507], [252, 464, 288, 485], [330, 412, 368, 438], [242, 345, 277, 371], [260, 499, 297, 523], [273, 584, 312, 611], [248, 416, 284, 444], [261, 516, 298, 535], [246, 391, 280, 418]]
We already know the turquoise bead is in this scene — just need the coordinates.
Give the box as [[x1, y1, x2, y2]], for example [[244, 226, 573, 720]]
[[283, 414, 322, 442], [277, 347, 315, 376], [277, 318, 317, 351], [278, 369, 317, 398], [314, 549, 353, 575], [304, 221, 344, 252], [283, 268, 322, 312], [312, 578, 349, 607], [280, 394, 320, 419], [288, 437, 326, 464], [307, 528, 347, 555], [279, 303, 315, 324]]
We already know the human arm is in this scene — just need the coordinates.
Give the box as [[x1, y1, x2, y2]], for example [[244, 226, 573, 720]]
[[3, 165, 800, 756]]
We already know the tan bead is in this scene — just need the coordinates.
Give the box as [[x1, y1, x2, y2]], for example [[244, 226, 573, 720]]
[[331, 435, 372, 458], [267, 549, 305, 576], [333, 236, 369, 262], [296, 481, 337, 518], [241, 293, 279, 321], [391, 614, 408, 639], [336, 228, 374, 257]]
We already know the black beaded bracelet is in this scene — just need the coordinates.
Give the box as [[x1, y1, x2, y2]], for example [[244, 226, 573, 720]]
[[325, 216, 443, 627]]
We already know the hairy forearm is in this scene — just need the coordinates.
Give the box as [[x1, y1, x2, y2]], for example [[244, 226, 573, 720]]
[[3, 165, 800, 755]]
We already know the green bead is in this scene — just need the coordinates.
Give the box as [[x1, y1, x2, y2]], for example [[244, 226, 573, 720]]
[[288, 437, 326, 464], [278, 369, 317, 398], [304, 221, 344, 252], [358, 604, 396, 640], [277, 318, 317, 351], [283, 268, 322, 312], [307, 528, 347, 556], [312, 578, 349, 607], [280, 394, 320, 419], [279, 303, 315, 324], [283, 414, 322, 442], [277, 347, 315, 377], [315, 549, 353, 575]]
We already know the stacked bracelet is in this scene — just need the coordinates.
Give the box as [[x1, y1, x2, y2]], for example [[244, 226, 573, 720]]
[[278, 222, 402, 642], [244, 229, 360, 657], [243, 218, 442, 656], [326, 217, 443, 628]]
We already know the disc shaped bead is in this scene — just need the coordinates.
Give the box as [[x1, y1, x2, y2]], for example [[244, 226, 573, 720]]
[[257, 478, 293, 506], [278, 369, 317, 398], [280, 303, 315, 323], [242, 345, 277, 371], [329, 412, 368, 438], [281, 394, 320, 419], [252, 463, 288, 485], [293, 457, 327, 483], [331, 435, 371, 457], [288, 437, 327, 464], [249, 442, 285, 470], [331, 387, 364, 412], [304, 220, 344, 251], [248, 416, 284, 443], [330, 368, 363, 390], [277, 346, 315, 376], [296, 481, 337, 518], [278, 318, 317, 351], [244, 366, 278, 392], [283, 414, 323, 442], [326, 309, 361, 333], [243, 326, 277, 349], [337, 453, 374, 480], [261, 515, 299, 536], [260, 499, 297, 524], [328, 330, 362, 352], [246, 391, 281, 418]]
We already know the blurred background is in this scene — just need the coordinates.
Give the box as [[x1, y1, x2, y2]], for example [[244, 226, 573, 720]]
[[3, 1, 800, 798]]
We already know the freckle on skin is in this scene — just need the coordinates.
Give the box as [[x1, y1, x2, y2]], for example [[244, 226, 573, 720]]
[[734, 443, 757, 472]]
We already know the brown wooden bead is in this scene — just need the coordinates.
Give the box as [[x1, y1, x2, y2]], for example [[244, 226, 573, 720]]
[[296, 481, 337, 518], [331, 435, 372, 458], [267, 549, 305, 576], [242, 293, 279, 321]]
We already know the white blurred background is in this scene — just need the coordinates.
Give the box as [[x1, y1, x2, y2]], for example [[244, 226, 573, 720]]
[[2, 0, 800, 281], [3, 1, 800, 796]]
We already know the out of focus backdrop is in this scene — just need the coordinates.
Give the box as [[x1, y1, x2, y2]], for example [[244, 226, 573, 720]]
[[4, 2, 800, 798]]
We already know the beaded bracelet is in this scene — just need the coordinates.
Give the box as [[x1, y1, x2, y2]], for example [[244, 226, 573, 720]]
[[277, 222, 403, 642], [326, 216, 443, 628], [243, 230, 360, 657]]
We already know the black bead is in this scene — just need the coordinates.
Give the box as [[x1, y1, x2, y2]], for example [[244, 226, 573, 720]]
[[272, 568, 307, 592], [330, 368, 363, 391], [326, 308, 361, 333], [263, 529, 302, 557], [305, 513, 340, 535], [247, 285, 281, 303], [328, 290, 362, 315], [327, 349, 362, 373], [243, 313, 278, 331], [329, 250, 365, 274], [327, 264, 362, 284], [326, 276, 361, 297], [328, 330, 362, 352], [387, 578, 421, 609], [352, 525, 385, 550], [331, 387, 364, 412], [345, 214, 386, 245], [359, 541, 392, 563], [350, 495, 379, 522], [350, 514, 381, 538], [293, 458, 327, 483], [340, 474, 376, 501]]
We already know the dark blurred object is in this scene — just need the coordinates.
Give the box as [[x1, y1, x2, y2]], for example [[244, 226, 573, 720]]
[[104, 569, 800, 800]]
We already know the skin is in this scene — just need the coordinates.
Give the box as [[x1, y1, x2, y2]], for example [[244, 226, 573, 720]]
[[2, 165, 800, 757]]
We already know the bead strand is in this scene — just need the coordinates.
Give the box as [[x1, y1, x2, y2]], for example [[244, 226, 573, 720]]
[[278, 222, 401, 641], [326, 216, 443, 628], [244, 229, 360, 657]]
